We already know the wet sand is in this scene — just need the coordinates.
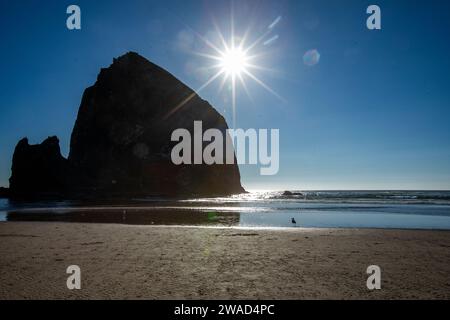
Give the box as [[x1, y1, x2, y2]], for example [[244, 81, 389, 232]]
[[0, 222, 449, 299]]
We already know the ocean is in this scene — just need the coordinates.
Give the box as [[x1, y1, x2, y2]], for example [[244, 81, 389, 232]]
[[1, 190, 450, 230]]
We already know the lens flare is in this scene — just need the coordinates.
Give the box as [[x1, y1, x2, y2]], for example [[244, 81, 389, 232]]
[[303, 49, 320, 66]]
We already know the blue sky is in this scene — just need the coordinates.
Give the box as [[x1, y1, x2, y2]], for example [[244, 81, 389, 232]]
[[1, 0, 449, 190]]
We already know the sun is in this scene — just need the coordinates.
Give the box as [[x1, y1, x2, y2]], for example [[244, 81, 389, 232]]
[[167, 15, 284, 128], [219, 47, 249, 76]]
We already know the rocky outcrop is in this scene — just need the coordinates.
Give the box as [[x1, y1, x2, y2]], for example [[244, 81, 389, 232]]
[[282, 191, 303, 196], [8, 52, 245, 198], [0, 187, 9, 198], [9, 136, 71, 197]]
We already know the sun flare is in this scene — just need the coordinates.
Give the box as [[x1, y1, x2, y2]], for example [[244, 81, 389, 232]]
[[219, 47, 249, 76], [178, 15, 284, 128]]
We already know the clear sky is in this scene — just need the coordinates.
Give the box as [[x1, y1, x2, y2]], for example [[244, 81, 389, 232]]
[[1, 0, 449, 190]]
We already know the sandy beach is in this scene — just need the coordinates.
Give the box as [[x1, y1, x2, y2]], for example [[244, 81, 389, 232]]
[[0, 221, 449, 300]]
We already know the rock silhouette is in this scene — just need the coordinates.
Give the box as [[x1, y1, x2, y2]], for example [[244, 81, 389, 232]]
[[9, 137, 71, 197], [9, 52, 245, 198], [0, 187, 9, 198]]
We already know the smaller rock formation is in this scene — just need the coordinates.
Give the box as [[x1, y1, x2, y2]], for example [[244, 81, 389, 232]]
[[0, 187, 9, 198], [9, 136, 70, 198], [282, 191, 303, 196]]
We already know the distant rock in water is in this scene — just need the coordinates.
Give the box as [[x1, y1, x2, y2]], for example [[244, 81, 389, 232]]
[[9, 52, 245, 198], [282, 191, 303, 197]]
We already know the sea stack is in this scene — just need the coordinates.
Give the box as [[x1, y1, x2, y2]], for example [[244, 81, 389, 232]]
[[9, 52, 245, 198], [9, 137, 71, 197]]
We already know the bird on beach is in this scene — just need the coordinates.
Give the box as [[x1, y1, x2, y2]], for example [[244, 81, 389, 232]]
[[291, 217, 297, 226]]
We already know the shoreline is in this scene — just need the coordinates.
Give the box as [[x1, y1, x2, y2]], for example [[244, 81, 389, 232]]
[[1, 221, 450, 299], [3, 220, 450, 232]]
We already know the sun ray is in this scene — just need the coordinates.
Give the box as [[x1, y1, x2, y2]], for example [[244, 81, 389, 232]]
[[164, 69, 225, 120], [237, 72, 254, 104], [243, 28, 273, 55], [191, 51, 224, 62], [230, 2, 235, 49], [218, 72, 229, 93], [238, 23, 254, 51], [231, 73, 237, 129], [188, 27, 225, 58], [242, 69, 285, 102], [245, 63, 282, 75], [211, 16, 230, 52]]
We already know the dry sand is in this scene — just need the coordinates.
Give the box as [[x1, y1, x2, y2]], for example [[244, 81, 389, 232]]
[[0, 222, 449, 299]]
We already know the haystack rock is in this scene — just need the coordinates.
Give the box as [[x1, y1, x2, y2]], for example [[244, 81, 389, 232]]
[[9, 52, 245, 198]]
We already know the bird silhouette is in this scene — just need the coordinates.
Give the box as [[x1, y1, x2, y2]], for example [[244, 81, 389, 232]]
[[291, 217, 297, 225]]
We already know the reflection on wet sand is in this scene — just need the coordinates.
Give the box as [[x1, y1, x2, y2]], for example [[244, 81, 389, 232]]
[[6, 208, 240, 226]]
